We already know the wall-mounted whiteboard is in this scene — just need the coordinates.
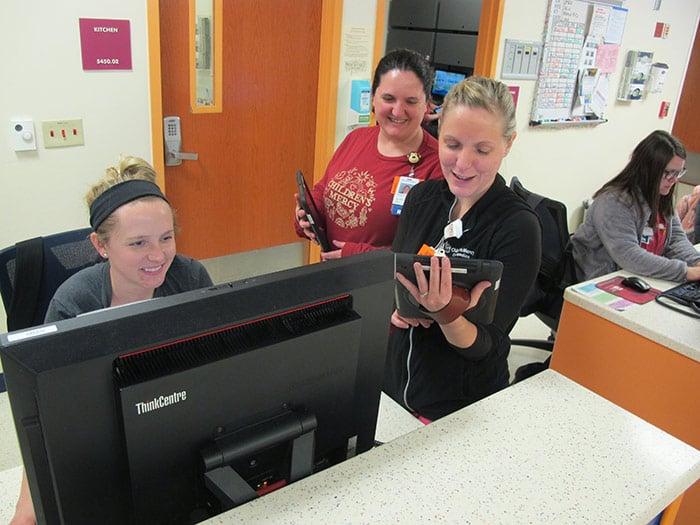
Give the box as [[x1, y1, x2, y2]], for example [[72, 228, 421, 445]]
[[530, 0, 627, 127]]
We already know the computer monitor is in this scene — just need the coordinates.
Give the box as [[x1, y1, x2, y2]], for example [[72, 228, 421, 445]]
[[0, 250, 395, 524], [432, 68, 467, 98]]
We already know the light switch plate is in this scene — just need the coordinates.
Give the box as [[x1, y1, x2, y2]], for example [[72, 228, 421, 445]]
[[42, 119, 85, 148]]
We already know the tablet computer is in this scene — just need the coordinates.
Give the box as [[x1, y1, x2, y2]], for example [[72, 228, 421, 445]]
[[296, 170, 331, 252], [394, 254, 503, 324]]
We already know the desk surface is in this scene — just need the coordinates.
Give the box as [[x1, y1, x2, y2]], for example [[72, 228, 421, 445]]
[[0, 390, 21, 472], [201, 370, 700, 525], [553, 265, 700, 524], [563, 271, 699, 363]]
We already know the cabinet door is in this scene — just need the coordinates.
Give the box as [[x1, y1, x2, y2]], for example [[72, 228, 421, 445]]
[[437, 0, 481, 33], [388, 0, 439, 29], [434, 33, 478, 70], [385, 29, 436, 59]]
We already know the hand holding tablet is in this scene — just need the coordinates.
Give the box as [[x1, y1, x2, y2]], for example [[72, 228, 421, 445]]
[[394, 254, 503, 324]]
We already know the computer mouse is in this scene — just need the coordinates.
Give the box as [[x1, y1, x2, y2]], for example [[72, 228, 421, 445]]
[[621, 276, 651, 293]]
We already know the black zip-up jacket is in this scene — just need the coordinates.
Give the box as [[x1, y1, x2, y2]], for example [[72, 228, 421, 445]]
[[384, 175, 541, 420]]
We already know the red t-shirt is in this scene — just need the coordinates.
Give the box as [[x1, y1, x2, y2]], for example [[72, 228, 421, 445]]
[[298, 126, 443, 256], [641, 213, 667, 255]]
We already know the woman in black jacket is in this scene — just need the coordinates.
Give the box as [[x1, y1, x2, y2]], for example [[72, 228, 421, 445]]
[[384, 76, 541, 421]]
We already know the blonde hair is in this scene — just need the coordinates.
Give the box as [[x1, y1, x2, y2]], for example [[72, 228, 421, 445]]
[[439, 76, 517, 141], [85, 156, 158, 208], [88, 156, 177, 242]]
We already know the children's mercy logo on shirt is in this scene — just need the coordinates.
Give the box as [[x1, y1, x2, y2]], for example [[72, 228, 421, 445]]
[[325, 168, 377, 229]]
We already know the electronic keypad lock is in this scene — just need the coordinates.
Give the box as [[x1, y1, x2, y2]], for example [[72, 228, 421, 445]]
[[163, 116, 199, 166]]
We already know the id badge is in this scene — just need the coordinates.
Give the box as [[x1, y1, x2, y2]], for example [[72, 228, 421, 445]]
[[390, 176, 420, 215], [444, 218, 463, 239]]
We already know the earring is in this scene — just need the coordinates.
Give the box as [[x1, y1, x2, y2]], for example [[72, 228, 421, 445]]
[[103, 252, 108, 258]]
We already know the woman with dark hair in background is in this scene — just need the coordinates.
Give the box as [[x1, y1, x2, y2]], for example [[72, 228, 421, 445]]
[[572, 130, 700, 282]]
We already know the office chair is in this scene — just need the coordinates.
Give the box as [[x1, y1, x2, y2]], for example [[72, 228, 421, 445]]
[[0, 228, 102, 396], [0, 227, 101, 333], [508, 177, 577, 383]]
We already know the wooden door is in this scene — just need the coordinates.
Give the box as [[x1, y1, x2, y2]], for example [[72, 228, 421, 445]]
[[673, 21, 700, 153], [158, 0, 322, 259]]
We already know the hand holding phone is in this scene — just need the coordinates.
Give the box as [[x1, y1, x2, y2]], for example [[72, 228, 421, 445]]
[[296, 170, 331, 252]]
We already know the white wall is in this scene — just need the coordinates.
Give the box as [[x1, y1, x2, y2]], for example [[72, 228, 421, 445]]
[[497, 0, 700, 227], [1, 1, 153, 247], [334, 0, 379, 146], [1, 1, 153, 331]]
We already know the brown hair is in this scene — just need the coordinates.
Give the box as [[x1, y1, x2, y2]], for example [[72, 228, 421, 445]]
[[594, 130, 686, 227]]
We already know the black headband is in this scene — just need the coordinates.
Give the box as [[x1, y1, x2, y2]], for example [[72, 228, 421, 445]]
[[89, 179, 169, 230]]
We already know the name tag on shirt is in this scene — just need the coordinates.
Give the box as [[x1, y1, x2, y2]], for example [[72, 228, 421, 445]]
[[444, 219, 463, 240], [390, 176, 420, 215]]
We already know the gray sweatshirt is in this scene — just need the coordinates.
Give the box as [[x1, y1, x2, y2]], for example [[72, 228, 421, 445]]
[[571, 189, 700, 282]]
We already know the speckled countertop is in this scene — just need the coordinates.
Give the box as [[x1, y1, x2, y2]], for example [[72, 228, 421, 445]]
[[0, 466, 22, 522], [200, 370, 700, 525], [0, 392, 21, 472], [564, 271, 700, 363], [375, 392, 423, 443], [0, 391, 22, 524]]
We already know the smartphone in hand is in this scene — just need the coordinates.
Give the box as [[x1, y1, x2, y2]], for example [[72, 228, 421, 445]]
[[296, 170, 331, 252]]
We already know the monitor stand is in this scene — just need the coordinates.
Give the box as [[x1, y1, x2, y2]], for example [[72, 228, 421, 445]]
[[201, 409, 317, 510]]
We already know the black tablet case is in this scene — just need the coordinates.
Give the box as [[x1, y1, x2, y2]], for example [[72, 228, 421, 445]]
[[394, 254, 503, 324]]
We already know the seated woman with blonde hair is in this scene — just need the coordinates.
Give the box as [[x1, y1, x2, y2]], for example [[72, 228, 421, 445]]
[[11, 155, 212, 525], [45, 155, 212, 319]]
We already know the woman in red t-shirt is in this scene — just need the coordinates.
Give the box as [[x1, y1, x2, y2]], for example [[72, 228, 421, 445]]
[[294, 48, 444, 260]]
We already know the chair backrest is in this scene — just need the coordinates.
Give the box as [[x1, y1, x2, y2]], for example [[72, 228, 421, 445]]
[[509, 177, 577, 330], [0, 227, 101, 331]]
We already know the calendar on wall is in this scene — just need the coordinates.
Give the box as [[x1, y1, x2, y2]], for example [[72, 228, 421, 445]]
[[530, 0, 628, 126]]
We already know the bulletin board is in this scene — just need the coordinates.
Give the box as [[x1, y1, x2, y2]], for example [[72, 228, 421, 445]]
[[530, 0, 628, 127]]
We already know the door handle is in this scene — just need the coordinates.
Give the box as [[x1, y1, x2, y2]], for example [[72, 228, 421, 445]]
[[163, 116, 199, 166], [169, 151, 199, 164]]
